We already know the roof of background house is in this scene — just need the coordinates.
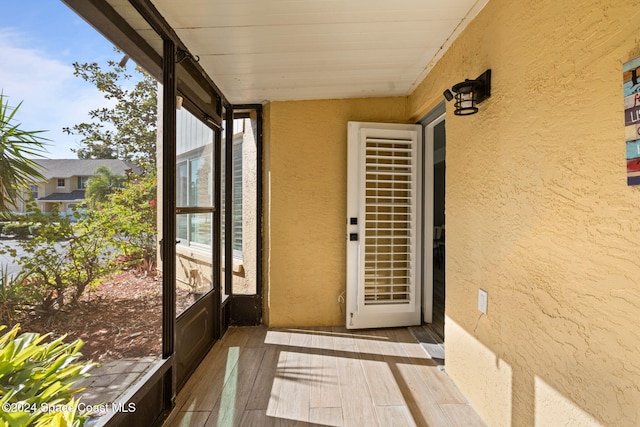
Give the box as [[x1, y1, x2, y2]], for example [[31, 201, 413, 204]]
[[38, 190, 86, 202], [32, 159, 140, 180]]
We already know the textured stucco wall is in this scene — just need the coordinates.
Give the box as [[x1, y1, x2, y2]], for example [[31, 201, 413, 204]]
[[408, 0, 640, 426], [263, 98, 408, 327]]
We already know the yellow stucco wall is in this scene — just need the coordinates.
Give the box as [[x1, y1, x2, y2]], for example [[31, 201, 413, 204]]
[[408, 0, 640, 426], [263, 98, 408, 327]]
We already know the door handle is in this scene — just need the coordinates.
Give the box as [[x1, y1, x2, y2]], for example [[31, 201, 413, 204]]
[[158, 239, 181, 261]]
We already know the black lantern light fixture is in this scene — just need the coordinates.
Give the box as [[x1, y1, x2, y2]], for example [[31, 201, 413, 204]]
[[443, 69, 492, 116]]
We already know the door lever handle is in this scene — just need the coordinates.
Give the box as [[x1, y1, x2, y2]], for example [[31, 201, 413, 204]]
[[158, 239, 181, 261]]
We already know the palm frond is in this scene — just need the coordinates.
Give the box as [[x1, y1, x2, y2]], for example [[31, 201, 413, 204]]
[[0, 92, 49, 211]]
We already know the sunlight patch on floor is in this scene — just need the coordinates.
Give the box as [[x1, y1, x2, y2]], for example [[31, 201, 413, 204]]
[[214, 346, 239, 425]]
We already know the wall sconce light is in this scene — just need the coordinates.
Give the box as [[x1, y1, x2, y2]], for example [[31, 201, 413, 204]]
[[443, 69, 492, 116]]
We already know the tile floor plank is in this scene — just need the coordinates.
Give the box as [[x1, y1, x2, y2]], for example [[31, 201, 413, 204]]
[[355, 329, 406, 407], [176, 344, 237, 412], [239, 409, 275, 427], [332, 329, 378, 427], [309, 328, 342, 409], [205, 346, 265, 427], [415, 364, 468, 404], [245, 346, 281, 411], [273, 331, 312, 423], [376, 405, 417, 427], [244, 325, 268, 348], [387, 328, 455, 427], [440, 403, 487, 427], [309, 407, 343, 426], [165, 411, 211, 427]]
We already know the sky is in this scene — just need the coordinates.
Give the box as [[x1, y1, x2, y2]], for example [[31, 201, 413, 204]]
[[0, 1, 123, 158]]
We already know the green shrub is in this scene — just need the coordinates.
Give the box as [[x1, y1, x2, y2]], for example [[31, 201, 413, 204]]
[[1, 205, 117, 314], [0, 324, 95, 427], [2, 223, 30, 239], [0, 222, 5, 235]]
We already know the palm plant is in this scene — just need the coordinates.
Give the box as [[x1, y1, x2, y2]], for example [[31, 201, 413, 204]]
[[0, 264, 30, 325], [85, 165, 125, 207], [0, 92, 48, 213], [0, 324, 95, 427]]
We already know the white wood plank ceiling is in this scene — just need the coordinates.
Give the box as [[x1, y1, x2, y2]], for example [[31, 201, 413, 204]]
[[149, 0, 489, 104]]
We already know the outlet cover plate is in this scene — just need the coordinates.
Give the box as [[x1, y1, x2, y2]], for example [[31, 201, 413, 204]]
[[478, 289, 488, 314]]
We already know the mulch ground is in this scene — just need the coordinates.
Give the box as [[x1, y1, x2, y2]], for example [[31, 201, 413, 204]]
[[12, 270, 193, 362]]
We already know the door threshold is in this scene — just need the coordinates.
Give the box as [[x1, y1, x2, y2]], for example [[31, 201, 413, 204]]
[[409, 324, 445, 368]]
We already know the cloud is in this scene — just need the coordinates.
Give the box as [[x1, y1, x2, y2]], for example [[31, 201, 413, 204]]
[[0, 29, 113, 158]]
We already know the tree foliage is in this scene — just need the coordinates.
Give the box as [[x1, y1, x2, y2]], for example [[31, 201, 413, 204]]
[[0, 92, 48, 213], [63, 58, 157, 174]]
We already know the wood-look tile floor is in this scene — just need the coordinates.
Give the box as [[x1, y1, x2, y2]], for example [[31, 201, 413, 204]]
[[163, 326, 486, 427]]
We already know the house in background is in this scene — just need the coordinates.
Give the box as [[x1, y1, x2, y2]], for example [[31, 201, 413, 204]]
[[14, 159, 138, 216]]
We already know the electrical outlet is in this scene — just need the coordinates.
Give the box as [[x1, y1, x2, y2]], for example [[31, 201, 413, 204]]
[[478, 289, 488, 314]]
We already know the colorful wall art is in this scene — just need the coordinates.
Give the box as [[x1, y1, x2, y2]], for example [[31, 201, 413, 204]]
[[624, 56, 640, 185]]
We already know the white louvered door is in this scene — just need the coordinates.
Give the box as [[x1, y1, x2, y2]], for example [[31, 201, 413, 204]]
[[346, 122, 422, 329]]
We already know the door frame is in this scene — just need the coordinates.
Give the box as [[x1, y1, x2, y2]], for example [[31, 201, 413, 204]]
[[420, 102, 446, 324]]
